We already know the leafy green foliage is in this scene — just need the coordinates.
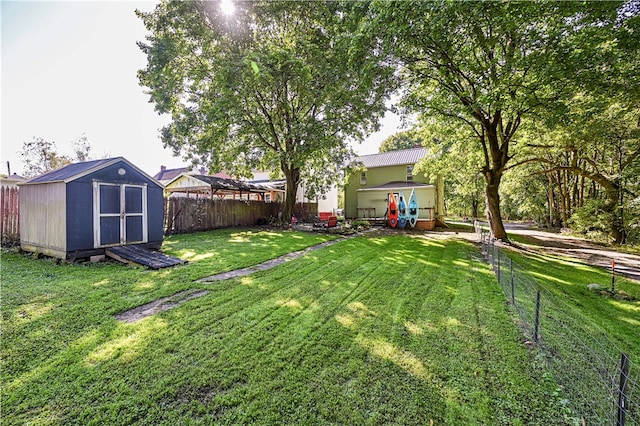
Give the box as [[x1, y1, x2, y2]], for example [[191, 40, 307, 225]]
[[137, 1, 395, 219], [500, 166, 550, 225], [568, 199, 615, 242], [517, 98, 640, 242], [2, 232, 571, 424], [378, 129, 423, 153], [413, 118, 485, 218], [366, 1, 575, 238], [366, 1, 631, 241]]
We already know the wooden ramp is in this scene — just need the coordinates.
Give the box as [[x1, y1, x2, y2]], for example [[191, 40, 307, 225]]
[[106, 245, 187, 269]]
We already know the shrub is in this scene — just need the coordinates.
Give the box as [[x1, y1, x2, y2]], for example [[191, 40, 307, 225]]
[[568, 199, 612, 241], [350, 220, 371, 229]]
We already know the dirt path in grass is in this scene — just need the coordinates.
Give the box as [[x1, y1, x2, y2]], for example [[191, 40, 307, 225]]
[[195, 238, 343, 283], [115, 233, 361, 323], [465, 222, 640, 282]]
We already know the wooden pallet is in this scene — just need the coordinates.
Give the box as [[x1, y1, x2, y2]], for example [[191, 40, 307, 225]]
[[106, 245, 187, 269]]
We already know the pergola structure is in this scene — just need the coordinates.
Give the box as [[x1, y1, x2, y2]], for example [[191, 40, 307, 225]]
[[164, 173, 284, 201]]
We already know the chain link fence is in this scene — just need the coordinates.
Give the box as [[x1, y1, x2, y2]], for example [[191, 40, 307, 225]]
[[478, 228, 637, 425]]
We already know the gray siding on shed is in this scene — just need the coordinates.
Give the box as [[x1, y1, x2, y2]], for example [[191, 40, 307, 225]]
[[20, 181, 67, 257]]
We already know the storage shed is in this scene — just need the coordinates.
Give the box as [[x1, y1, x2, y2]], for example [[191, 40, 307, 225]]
[[19, 157, 164, 260]]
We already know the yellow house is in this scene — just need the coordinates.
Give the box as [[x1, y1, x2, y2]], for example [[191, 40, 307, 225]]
[[344, 147, 445, 229]]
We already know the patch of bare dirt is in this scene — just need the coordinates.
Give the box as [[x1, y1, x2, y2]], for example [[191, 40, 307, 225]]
[[115, 289, 209, 323]]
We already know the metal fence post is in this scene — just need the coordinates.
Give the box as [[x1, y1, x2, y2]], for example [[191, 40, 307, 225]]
[[497, 251, 501, 284], [611, 259, 616, 294], [484, 232, 487, 258], [534, 290, 541, 342], [491, 238, 495, 265], [617, 352, 630, 426], [510, 258, 515, 305]]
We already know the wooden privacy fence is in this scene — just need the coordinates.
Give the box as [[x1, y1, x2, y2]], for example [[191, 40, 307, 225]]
[[0, 190, 319, 242], [1, 186, 20, 245], [164, 197, 317, 234]]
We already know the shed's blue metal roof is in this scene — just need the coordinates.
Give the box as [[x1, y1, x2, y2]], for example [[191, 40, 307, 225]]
[[24, 158, 119, 183]]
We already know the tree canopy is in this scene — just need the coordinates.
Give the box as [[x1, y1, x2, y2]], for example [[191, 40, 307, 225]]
[[137, 1, 394, 219], [366, 1, 629, 240], [136, 0, 639, 243]]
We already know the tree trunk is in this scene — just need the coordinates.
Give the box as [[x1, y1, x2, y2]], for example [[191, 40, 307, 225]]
[[605, 188, 625, 244], [484, 171, 507, 240], [471, 197, 479, 219], [547, 174, 555, 228], [556, 170, 568, 227], [282, 164, 301, 223]]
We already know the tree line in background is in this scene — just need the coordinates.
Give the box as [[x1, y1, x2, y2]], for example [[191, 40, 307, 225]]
[[382, 99, 640, 244], [136, 0, 638, 245], [16, 2, 636, 245], [17, 135, 92, 178]]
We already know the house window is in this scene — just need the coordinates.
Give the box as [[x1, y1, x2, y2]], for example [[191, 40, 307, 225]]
[[265, 193, 271, 203], [406, 165, 414, 182], [360, 171, 367, 185]]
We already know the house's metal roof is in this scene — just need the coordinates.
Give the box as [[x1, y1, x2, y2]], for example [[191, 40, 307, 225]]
[[356, 147, 428, 169], [1, 173, 26, 182], [357, 181, 435, 191], [23, 158, 119, 184]]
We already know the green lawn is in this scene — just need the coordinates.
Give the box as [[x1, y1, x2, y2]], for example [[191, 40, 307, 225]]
[[3, 230, 571, 424], [505, 249, 640, 359]]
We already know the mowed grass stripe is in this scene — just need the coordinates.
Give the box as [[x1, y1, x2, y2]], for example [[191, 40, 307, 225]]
[[2, 233, 569, 425], [146, 236, 566, 424], [176, 238, 389, 370]]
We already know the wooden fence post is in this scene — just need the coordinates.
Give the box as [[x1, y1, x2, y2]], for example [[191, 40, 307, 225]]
[[1, 186, 20, 244]]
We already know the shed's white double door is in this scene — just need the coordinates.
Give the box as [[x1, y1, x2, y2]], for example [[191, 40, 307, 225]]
[[93, 182, 148, 248]]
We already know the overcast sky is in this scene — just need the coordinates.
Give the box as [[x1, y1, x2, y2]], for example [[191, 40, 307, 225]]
[[1, 0, 402, 178]]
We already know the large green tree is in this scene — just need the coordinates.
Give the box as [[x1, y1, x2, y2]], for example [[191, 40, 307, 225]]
[[368, 1, 623, 240], [137, 1, 393, 219]]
